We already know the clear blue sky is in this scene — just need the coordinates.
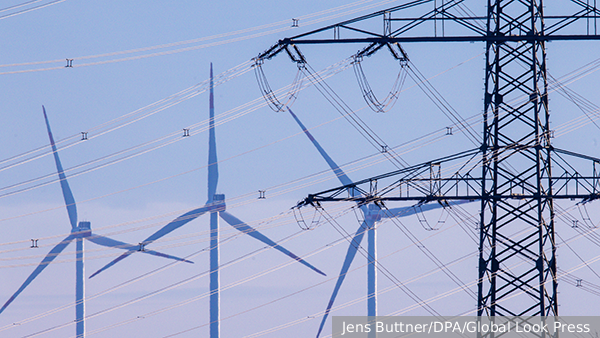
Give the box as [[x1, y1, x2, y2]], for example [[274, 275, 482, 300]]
[[1, 1, 599, 337]]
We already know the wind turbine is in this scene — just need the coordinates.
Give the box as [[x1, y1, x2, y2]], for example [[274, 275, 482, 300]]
[[89, 64, 325, 338], [0, 106, 192, 338], [286, 107, 463, 337]]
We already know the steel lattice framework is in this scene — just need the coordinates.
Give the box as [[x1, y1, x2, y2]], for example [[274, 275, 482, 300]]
[[258, 0, 600, 320], [480, 0, 555, 317]]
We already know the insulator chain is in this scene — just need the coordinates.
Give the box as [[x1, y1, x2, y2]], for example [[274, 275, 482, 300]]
[[577, 203, 596, 228], [352, 42, 409, 113], [253, 58, 305, 112], [254, 41, 410, 114], [293, 205, 322, 230], [253, 44, 307, 112]]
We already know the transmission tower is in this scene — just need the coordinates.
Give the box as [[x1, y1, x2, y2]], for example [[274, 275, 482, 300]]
[[257, 0, 600, 320]]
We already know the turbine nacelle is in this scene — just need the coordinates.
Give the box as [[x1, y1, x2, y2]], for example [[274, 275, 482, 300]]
[[209, 193, 226, 212], [365, 204, 382, 224], [73, 221, 92, 236]]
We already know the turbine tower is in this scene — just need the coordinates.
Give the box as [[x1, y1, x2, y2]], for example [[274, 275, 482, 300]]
[[89, 64, 325, 338], [257, 0, 600, 330], [0, 107, 192, 338]]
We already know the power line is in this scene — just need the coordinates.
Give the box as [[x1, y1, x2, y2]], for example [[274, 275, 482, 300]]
[[0, 0, 65, 21], [0, 0, 402, 75]]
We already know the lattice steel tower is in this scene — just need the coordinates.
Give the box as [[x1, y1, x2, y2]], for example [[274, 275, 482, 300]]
[[478, 0, 556, 316], [258, 0, 600, 318]]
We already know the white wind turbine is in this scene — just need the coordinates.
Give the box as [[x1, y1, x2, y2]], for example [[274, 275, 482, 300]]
[[88, 64, 325, 338], [0, 106, 193, 338], [286, 107, 466, 337]]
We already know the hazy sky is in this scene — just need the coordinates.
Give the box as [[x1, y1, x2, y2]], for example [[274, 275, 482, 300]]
[[1, 1, 600, 337]]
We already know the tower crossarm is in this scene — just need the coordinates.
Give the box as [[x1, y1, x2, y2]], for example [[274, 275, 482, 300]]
[[257, 0, 485, 60], [299, 148, 485, 207], [544, 0, 600, 35], [257, 0, 600, 63], [550, 148, 600, 202], [299, 147, 600, 207]]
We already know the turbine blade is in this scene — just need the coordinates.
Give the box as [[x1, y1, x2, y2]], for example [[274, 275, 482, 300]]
[[43, 106, 78, 229], [219, 211, 325, 276], [380, 200, 471, 219], [89, 205, 210, 278], [89, 251, 131, 279], [316, 221, 368, 338], [86, 234, 193, 263], [287, 108, 354, 189], [207, 63, 219, 202], [0, 234, 75, 314], [379, 205, 425, 219]]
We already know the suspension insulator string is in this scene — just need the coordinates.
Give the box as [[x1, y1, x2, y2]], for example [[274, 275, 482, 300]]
[[253, 53, 305, 112], [352, 55, 408, 113]]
